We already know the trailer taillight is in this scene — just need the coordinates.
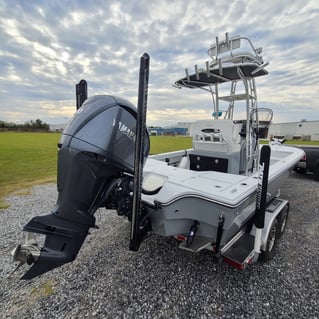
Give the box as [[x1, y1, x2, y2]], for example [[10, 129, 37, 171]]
[[176, 235, 186, 241], [223, 256, 246, 270]]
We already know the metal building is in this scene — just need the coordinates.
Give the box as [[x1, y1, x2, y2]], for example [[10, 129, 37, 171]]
[[269, 120, 319, 141]]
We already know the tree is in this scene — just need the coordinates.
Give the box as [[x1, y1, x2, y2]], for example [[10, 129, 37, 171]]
[[24, 119, 49, 131]]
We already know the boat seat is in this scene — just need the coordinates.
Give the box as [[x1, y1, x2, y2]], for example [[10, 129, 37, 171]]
[[142, 172, 167, 195], [216, 48, 263, 65], [208, 35, 264, 66]]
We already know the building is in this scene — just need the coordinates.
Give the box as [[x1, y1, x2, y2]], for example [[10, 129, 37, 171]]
[[176, 122, 192, 133], [148, 126, 188, 136], [269, 120, 319, 141]]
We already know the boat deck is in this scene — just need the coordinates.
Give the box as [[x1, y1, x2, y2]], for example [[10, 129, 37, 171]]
[[143, 158, 257, 207], [142, 145, 304, 208]]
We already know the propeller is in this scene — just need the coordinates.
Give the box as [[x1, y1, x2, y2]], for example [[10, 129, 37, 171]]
[[11, 232, 40, 275]]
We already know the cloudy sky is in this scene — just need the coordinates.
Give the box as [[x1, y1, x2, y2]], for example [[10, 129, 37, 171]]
[[1, 0, 319, 126]]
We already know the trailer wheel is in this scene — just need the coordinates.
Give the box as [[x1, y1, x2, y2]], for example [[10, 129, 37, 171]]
[[260, 219, 279, 261], [294, 167, 306, 174], [277, 205, 289, 237]]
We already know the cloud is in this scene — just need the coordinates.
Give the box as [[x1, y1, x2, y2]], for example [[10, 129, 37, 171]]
[[0, 0, 318, 125]]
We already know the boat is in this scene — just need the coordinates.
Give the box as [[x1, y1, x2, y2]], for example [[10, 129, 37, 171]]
[[141, 34, 302, 246], [12, 33, 305, 279]]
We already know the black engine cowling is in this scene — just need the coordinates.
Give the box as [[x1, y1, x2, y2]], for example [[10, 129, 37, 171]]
[[18, 95, 149, 279]]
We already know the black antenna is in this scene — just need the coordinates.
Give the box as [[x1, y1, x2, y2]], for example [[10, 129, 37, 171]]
[[75, 79, 88, 109]]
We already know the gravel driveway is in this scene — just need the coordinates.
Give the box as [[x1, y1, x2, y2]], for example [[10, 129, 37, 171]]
[[0, 172, 318, 318]]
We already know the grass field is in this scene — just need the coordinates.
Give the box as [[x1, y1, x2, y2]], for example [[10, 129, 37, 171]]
[[0, 132, 318, 208], [0, 132, 60, 207], [0, 133, 192, 208], [149, 135, 192, 154]]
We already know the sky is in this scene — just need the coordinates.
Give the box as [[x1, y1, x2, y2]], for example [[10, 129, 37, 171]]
[[1, 0, 319, 126]]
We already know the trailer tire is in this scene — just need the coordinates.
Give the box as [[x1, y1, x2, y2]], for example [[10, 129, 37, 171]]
[[314, 164, 319, 181], [294, 167, 306, 174], [277, 204, 289, 238], [260, 219, 279, 261]]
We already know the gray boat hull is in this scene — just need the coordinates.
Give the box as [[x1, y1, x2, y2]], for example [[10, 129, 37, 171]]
[[142, 146, 300, 247]]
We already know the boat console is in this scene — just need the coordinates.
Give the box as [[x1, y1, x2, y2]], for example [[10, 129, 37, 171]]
[[174, 33, 272, 175]]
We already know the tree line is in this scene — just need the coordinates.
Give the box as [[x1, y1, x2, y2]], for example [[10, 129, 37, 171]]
[[0, 119, 50, 132]]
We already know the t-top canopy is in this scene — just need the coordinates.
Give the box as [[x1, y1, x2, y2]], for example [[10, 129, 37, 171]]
[[175, 63, 268, 88], [175, 33, 269, 88]]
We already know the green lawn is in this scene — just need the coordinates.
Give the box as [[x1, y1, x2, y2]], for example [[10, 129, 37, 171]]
[[0, 132, 318, 208], [149, 136, 192, 154], [0, 132, 60, 207], [0, 133, 192, 208]]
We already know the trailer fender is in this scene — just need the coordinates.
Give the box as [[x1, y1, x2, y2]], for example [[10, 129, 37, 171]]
[[250, 198, 289, 251]]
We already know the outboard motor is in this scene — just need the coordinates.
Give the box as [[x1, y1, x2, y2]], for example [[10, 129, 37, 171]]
[[12, 95, 149, 279]]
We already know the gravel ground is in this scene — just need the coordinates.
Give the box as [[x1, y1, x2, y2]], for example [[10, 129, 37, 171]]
[[0, 172, 318, 319]]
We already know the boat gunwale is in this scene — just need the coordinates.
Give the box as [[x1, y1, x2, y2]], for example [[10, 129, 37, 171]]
[[144, 145, 304, 208]]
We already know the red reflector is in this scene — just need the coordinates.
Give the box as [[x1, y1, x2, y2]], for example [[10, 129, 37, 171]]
[[176, 235, 186, 241], [223, 257, 245, 270]]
